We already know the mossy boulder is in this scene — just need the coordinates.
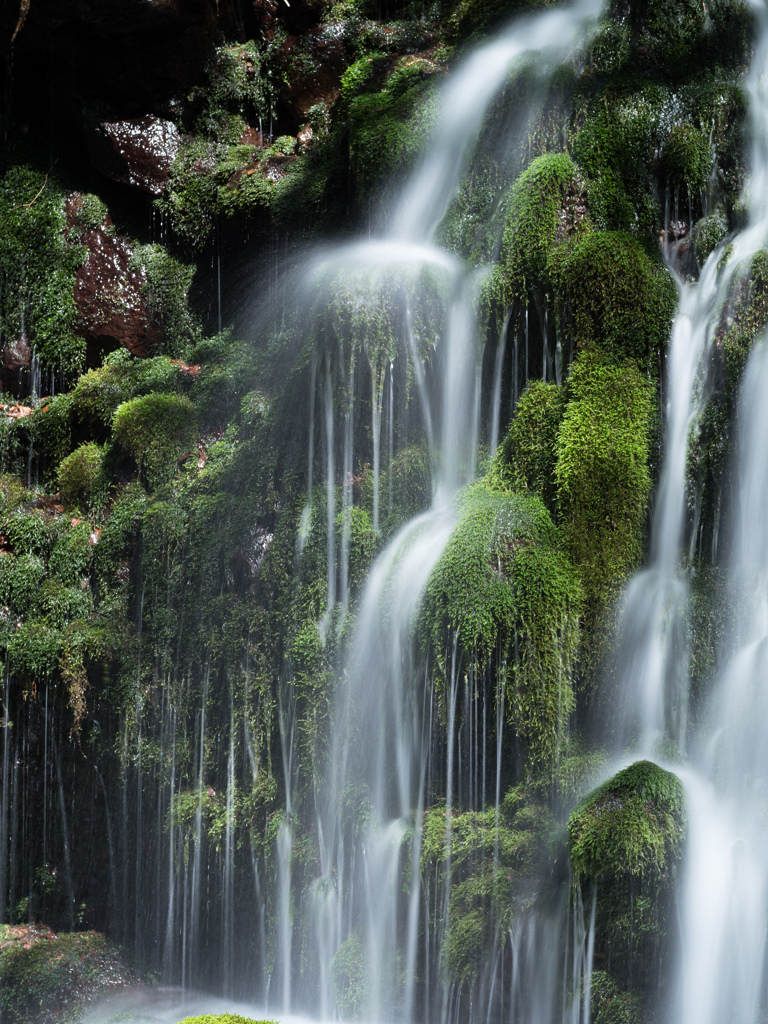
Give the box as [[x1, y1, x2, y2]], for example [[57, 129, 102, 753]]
[[555, 352, 653, 627], [419, 483, 581, 769], [568, 761, 685, 995], [112, 392, 197, 487], [489, 380, 564, 511], [547, 231, 676, 371], [57, 442, 104, 508], [501, 151, 585, 302], [0, 925, 138, 1024]]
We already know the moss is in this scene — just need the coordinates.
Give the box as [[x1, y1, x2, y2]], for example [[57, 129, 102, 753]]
[[555, 352, 653, 625], [568, 761, 686, 995], [0, 165, 86, 377], [380, 443, 432, 533], [692, 208, 728, 265], [500, 152, 583, 303], [420, 483, 581, 769], [112, 393, 198, 487], [660, 122, 712, 194], [332, 933, 369, 1018], [129, 245, 201, 357], [590, 971, 642, 1024], [568, 760, 685, 882], [421, 784, 555, 985], [489, 380, 564, 511], [57, 442, 104, 508], [445, 0, 556, 40], [177, 1017, 274, 1024], [547, 232, 676, 371], [0, 927, 139, 1024]]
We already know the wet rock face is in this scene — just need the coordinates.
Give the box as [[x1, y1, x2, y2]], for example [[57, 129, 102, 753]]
[[66, 197, 162, 360], [1, 334, 31, 372], [87, 116, 180, 195], [279, 26, 347, 120]]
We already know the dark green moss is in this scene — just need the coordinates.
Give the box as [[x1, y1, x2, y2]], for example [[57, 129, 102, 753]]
[[547, 231, 676, 371], [501, 151, 584, 303]]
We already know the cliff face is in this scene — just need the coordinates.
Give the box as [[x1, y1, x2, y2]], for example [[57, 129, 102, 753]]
[[0, 0, 760, 1021]]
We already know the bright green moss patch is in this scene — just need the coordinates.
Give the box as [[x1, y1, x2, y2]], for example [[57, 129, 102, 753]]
[[57, 442, 104, 508], [692, 208, 729, 265], [567, 760, 685, 883], [420, 483, 581, 768], [501, 152, 584, 302], [548, 231, 676, 370], [489, 380, 564, 511], [555, 352, 653, 624], [112, 393, 197, 487], [660, 122, 712, 194], [178, 1016, 276, 1024]]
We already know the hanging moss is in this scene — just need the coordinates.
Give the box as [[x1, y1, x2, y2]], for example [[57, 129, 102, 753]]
[[420, 784, 555, 985], [489, 380, 564, 511], [547, 231, 676, 371], [129, 245, 201, 357], [0, 165, 86, 377], [500, 151, 584, 303], [419, 483, 581, 769], [555, 352, 653, 627]]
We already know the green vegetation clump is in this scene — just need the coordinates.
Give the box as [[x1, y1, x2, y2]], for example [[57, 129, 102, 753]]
[[129, 245, 201, 357], [501, 152, 582, 302], [489, 380, 564, 510], [112, 393, 197, 487], [660, 122, 712, 194], [57, 442, 104, 507], [590, 971, 642, 1024], [421, 784, 554, 985], [547, 231, 676, 370], [692, 208, 729, 265], [0, 166, 85, 375], [555, 353, 653, 625], [420, 483, 581, 769], [178, 1016, 276, 1024], [568, 761, 686, 994], [568, 760, 685, 882], [332, 933, 368, 1018]]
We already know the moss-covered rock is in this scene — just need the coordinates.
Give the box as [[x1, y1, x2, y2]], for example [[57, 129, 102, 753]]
[[57, 442, 104, 508], [178, 1016, 276, 1024], [555, 352, 653, 627], [489, 380, 564, 511], [0, 924, 139, 1024], [419, 482, 581, 769], [501, 151, 585, 303], [112, 392, 198, 487], [547, 231, 676, 371], [568, 761, 685, 996]]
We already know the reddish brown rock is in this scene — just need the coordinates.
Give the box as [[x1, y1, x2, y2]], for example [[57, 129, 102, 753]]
[[279, 27, 346, 121], [87, 115, 180, 195], [2, 334, 31, 371], [65, 196, 163, 359]]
